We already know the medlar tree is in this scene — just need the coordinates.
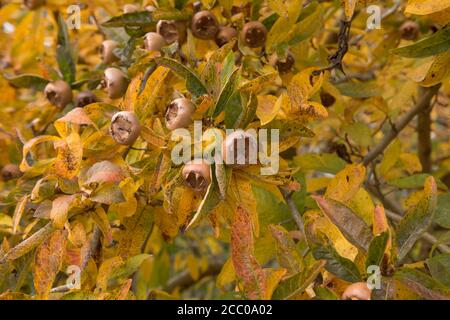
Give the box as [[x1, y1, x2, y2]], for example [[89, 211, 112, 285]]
[[0, 0, 449, 300]]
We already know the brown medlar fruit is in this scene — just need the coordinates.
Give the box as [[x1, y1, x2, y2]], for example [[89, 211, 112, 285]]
[[109, 111, 141, 145], [123, 4, 139, 13], [269, 52, 295, 73], [157, 20, 187, 44], [342, 282, 372, 300], [182, 161, 211, 193], [101, 40, 119, 65], [400, 21, 419, 40], [215, 26, 238, 47], [24, 0, 45, 10], [320, 91, 336, 107], [44, 80, 73, 108], [104, 68, 128, 99], [75, 91, 98, 108], [191, 10, 219, 40], [144, 32, 167, 52], [221, 130, 258, 167], [165, 98, 195, 131], [241, 21, 267, 48], [1, 164, 22, 181]]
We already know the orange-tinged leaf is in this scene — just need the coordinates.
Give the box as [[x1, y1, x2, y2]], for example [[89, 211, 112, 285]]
[[33, 230, 67, 299], [50, 195, 79, 229], [231, 206, 268, 299]]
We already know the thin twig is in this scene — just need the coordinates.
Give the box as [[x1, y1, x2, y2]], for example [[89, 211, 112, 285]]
[[279, 187, 305, 235], [163, 257, 225, 293], [361, 85, 441, 166]]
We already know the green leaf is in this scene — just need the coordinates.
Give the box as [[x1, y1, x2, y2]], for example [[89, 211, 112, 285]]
[[394, 268, 450, 300], [288, 3, 323, 45], [387, 173, 447, 191], [264, 120, 315, 139], [214, 68, 240, 117], [365, 232, 389, 270], [392, 25, 450, 58], [154, 57, 207, 97], [335, 81, 381, 98], [426, 254, 450, 288], [293, 153, 347, 174], [3, 74, 49, 91], [272, 260, 325, 299], [269, 225, 303, 274], [342, 122, 372, 147], [252, 185, 292, 230], [312, 245, 361, 283], [102, 12, 154, 28], [396, 176, 438, 261], [314, 196, 373, 252], [435, 194, 450, 228], [54, 12, 76, 84]]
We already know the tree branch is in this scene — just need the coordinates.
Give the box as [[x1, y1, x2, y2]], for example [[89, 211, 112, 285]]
[[164, 257, 225, 293], [362, 85, 441, 166], [417, 87, 433, 173], [279, 187, 305, 235]]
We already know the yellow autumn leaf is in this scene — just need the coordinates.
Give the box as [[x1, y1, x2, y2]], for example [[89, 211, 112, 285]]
[[405, 0, 450, 15]]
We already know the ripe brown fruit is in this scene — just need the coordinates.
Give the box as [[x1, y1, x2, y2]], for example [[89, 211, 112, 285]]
[[165, 98, 195, 131], [215, 26, 238, 47], [241, 21, 267, 48], [320, 91, 336, 107], [144, 32, 167, 52], [123, 4, 139, 13], [157, 20, 187, 44], [101, 40, 119, 65], [104, 68, 128, 99], [1, 164, 22, 181], [109, 111, 141, 145], [221, 130, 258, 167], [342, 282, 372, 300], [191, 11, 219, 40], [75, 91, 98, 108], [269, 52, 295, 73], [182, 161, 211, 193], [23, 0, 45, 10], [400, 21, 419, 40], [44, 80, 73, 108]]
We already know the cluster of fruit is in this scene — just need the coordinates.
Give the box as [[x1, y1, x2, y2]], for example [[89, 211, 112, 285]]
[[20, 1, 295, 195]]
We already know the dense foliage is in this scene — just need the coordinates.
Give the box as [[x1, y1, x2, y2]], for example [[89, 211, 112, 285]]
[[0, 0, 449, 300]]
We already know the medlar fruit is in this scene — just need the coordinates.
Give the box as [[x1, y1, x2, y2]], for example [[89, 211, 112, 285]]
[[182, 161, 211, 193], [75, 91, 98, 108], [400, 20, 419, 40], [157, 20, 187, 44], [1, 164, 22, 181], [165, 98, 195, 131], [144, 32, 167, 52], [241, 21, 267, 48], [191, 10, 219, 40], [104, 68, 128, 99], [110, 111, 141, 145], [221, 130, 258, 167], [342, 282, 372, 300], [215, 26, 238, 47], [123, 4, 139, 13], [269, 52, 295, 73], [44, 80, 73, 108], [101, 40, 119, 65]]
